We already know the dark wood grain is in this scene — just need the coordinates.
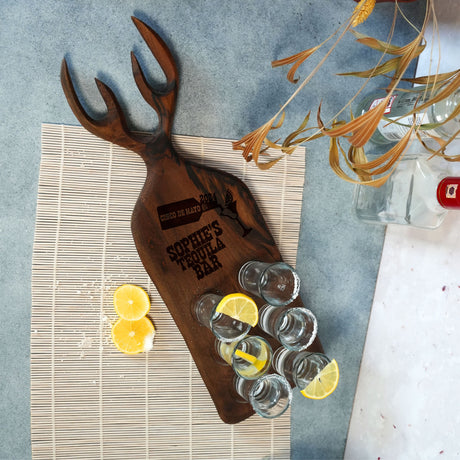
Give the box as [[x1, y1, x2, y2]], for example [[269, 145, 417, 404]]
[[61, 16, 323, 424]]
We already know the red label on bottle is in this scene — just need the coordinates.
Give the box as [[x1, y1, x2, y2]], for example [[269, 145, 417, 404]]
[[437, 177, 460, 210], [369, 95, 397, 114]]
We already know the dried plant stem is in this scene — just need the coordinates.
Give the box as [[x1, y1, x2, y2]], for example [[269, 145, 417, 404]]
[[323, 4, 399, 135], [235, 0, 458, 183], [274, 19, 355, 123]]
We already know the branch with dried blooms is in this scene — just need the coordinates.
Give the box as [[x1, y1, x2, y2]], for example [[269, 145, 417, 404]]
[[233, 0, 459, 187], [233, 0, 366, 168]]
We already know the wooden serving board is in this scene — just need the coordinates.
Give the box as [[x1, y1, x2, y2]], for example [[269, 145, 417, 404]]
[[61, 16, 323, 424], [131, 147, 323, 423]]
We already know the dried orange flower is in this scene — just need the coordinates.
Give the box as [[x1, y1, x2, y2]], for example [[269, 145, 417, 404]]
[[352, 0, 376, 27]]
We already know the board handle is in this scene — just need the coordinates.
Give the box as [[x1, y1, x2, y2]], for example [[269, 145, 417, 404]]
[[60, 17, 179, 162]]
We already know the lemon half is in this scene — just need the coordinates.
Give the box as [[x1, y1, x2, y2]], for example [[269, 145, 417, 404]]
[[300, 359, 339, 400], [111, 317, 155, 354], [215, 293, 258, 327], [113, 284, 150, 321]]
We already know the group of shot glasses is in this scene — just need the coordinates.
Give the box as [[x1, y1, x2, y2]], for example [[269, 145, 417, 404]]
[[193, 260, 333, 419]]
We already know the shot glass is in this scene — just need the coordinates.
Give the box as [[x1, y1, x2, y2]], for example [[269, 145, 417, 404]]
[[238, 260, 300, 306], [216, 335, 273, 380], [234, 374, 292, 419], [193, 293, 250, 342], [272, 348, 331, 390], [258, 304, 318, 351]]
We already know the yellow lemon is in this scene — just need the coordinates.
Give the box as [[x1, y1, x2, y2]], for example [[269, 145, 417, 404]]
[[113, 284, 150, 321], [215, 293, 258, 327], [300, 359, 339, 400], [234, 349, 267, 372], [111, 317, 155, 354]]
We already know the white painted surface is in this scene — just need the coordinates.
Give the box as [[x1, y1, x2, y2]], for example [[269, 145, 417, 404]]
[[345, 1, 460, 458]]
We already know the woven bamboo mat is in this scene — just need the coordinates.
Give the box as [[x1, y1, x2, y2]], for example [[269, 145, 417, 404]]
[[31, 123, 306, 459]]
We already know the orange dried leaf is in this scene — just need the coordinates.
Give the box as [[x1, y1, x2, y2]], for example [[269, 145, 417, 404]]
[[282, 112, 311, 146], [422, 128, 460, 161], [393, 37, 426, 82], [348, 146, 373, 182], [271, 47, 318, 68], [350, 30, 404, 55], [263, 137, 297, 156], [263, 138, 283, 150], [350, 128, 414, 179], [329, 137, 391, 186], [350, 30, 426, 57], [272, 46, 320, 83], [338, 56, 402, 79], [232, 119, 275, 164], [401, 69, 460, 86], [367, 130, 414, 176], [329, 136, 407, 187], [256, 156, 284, 170], [319, 96, 391, 147], [401, 72, 460, 118], [271, 111, 286, 130], [350, 144, 397, 171]]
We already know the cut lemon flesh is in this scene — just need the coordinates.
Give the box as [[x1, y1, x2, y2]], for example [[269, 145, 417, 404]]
[[234, 349, 267, 372], [300, 359, 339, 400], [111, 317, 155, 354], [113, 284, 150, 321], [215, 293, 258, 327]]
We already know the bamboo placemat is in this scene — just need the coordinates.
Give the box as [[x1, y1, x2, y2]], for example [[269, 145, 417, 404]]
[[31, 123, 305, 459]]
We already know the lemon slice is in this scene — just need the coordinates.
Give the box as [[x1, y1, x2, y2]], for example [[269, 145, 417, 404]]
[[215, 293, 258, 327], [234, 349, 267, 372], [111, 317, 155, 354], [300, 359, 339, 400], [113, 284, 150, 321]]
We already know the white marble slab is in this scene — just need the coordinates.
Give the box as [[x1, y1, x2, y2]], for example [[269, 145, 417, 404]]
[[345, 1, 460, 458]]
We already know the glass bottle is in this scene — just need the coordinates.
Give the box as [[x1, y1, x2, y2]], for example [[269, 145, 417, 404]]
[[353, 155, 460, 229], [355, 87, 460, 145]]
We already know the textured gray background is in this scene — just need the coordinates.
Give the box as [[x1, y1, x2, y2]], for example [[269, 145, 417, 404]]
[[0, 1, 426, 458]]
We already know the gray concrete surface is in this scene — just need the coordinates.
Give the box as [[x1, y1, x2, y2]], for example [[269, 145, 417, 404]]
[[0, 1, 426, 458]]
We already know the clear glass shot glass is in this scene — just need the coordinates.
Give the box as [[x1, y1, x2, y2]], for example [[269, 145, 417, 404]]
[[272, 348, 331, 390], [193, 293, 251, 342], [238, 260, 300, 307], [234, 374, 292, 419], [216, 335, 273, 380], [258, 304, 318, 351]]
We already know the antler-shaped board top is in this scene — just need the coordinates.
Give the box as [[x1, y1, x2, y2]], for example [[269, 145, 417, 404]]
[[60, 17, 178, 159]]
